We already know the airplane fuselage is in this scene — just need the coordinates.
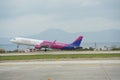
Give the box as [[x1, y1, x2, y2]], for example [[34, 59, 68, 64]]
[[10, 36, 83, 50]]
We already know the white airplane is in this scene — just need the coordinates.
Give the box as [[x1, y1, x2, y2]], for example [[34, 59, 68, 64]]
[[11, 36, 83, 50]]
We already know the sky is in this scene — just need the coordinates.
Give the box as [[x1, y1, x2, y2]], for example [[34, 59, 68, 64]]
[[0, 0, 120, 37]]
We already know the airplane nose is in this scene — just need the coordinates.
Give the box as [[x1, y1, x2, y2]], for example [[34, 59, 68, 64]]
[[10, 39, 15, 42]]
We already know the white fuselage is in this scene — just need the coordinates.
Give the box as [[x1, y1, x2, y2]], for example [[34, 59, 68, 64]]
[[10, 37, 43, 46]]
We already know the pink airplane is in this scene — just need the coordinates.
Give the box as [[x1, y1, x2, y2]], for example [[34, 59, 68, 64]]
[[35, 36, 83, 50], [11, 36, 83, 50]]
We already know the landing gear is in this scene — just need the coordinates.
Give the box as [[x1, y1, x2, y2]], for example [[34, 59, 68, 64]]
[[17, 44, 19, 52], [45, 48, 47, 52], [43, 45, 49, 52]]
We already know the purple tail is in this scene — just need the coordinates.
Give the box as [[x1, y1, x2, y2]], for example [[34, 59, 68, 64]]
[[70, 36, 83, 46]]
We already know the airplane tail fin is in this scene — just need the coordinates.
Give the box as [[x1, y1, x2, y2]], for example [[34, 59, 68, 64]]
[[70, 36, 83, 46]]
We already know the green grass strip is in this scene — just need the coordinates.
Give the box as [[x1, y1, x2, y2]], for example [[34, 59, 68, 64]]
[[0, 54, 120, 60]]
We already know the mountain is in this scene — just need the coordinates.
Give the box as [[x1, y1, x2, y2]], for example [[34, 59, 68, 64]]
[[29, 29, 74, 43], [77, 29, 120, 43], [0, 29, 120, 44], [28, 29, 120, 43]]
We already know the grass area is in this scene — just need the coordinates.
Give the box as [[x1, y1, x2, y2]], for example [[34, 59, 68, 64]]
[[0, 54, 120, 60]]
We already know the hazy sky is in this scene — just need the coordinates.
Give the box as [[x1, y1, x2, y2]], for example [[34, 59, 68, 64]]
[[0, 0, 120, 37]]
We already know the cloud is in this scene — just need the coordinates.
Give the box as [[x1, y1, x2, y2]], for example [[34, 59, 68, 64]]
[[1, 14, 119, 37], [0, 0, 120, 37], [54, 17, 120, 32], [1, 14, 55, 37], [0, 0, 100, 16]]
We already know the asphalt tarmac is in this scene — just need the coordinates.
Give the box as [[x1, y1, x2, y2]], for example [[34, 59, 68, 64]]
[[0, 60, 120, 80], [0, 51, 120, 56]]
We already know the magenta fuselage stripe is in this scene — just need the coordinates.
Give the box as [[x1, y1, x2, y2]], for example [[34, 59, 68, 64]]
[[35, 36, 83, 49], [35, 40, 69, 49]]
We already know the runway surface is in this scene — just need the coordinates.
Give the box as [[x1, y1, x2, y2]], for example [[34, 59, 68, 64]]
[[0, 51, 120, 56], [0, 60, 120, 80]]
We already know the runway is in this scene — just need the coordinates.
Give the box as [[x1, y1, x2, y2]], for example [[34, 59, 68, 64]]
[[0, 51, 120, 56], [0, 60, 120, 80]]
